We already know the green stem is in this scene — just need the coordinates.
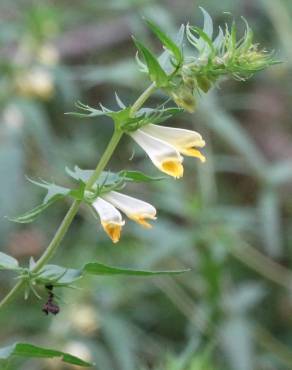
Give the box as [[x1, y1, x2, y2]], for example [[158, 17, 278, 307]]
[[85, 129, 123, 190], [130, 82, 156, 115], [0, 83, 156, 310]]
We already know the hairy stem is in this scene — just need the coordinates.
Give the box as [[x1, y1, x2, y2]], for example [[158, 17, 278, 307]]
[[0, 84, 156, 310]]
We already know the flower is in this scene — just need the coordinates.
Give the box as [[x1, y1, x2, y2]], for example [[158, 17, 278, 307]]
[[92, 191, 156, 243], [130, 124, 206, 178], [103, 191, 157, 228], [15, 67, 54, 100], [92, 197, 124, 243]]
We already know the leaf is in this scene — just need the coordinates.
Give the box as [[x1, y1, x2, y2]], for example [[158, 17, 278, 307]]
[[66, 101, 106, 118], [0, 252, 19, 270], [190, 26, 215, 55], [115, 92, 126, 109], [27, 178, 71, 203], [36, 264, 82, 286], [83, 261, 190, 276], [199, 7, 213, 39], [159, 24, 185, 72], [132, 37, 169, 87], [145, 18, 183, 65], [8, 177, 80, 224], [0, 342, 92, 367], [8, 197, 59, 223], [119, 170, 165, 183]]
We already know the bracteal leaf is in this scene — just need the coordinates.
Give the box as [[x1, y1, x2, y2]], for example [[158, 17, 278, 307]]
[[145, 18, 183, 65], [133, 37, 169, 87]]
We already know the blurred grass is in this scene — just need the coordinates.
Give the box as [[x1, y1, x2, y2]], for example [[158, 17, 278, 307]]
[[1, 0, 292, 369]]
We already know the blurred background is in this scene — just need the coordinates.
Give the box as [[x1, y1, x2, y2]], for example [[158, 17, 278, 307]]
[[0, 0, 292, 369]]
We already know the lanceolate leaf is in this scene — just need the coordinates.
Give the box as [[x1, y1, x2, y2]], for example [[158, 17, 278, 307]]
[[145, 18, 183, 65], [9, 178, 84, 224], [0, 342, 92, 367], [0, 252, 19, 270], [83, 261, 190, 276], [27, 178, 71, 203], [8, 197, 59, 223], [133, 37, 169, 87], [66, 100, 106, 118], [33, 261, 190, 286]]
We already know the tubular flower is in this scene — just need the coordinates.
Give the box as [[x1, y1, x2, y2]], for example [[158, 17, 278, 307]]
[[92, 197, 125, 243], [130, 124, 206, 178], [103, 191, 157, 229], [130, 129, 184, 178], [92, 192, 157, 243]]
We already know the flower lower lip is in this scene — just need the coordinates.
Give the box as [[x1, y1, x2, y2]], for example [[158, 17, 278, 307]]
[[161, 160, 184, 178]]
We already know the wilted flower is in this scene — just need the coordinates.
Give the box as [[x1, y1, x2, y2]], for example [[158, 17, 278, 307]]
[[38, 44, 59, 66], [92, 191, 156, 243], [15, 67, 54, 100], [70, 304, 99, 335], [130, 124, 205, 178]]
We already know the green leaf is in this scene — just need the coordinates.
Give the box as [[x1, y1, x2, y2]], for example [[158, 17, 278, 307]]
[[199, 7, 213, 39], [145, 18, 183, 65], [0, 342, 92, 367], [119, 170, 165, 183], [8, 197, 59, 223], [159, 24, 185, 72], [27, 178, 71, 203], [36, 264, 82, 286], [190, 26, 215, 55], [32, 261, 190, 288], [133, 37, 169, 87], [83, 261, 190, 276], [66, 101, 107, 118], [0, 252, 19, 270], [9, 176, 86, 224]]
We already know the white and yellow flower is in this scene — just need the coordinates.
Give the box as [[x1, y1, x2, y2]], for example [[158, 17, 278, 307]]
[[130, 124, 206, 178], [92, 191, 156, 243], [103, 191, 157, 229]]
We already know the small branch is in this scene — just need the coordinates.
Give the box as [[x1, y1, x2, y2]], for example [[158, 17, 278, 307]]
[[0, 83, 157, 310]]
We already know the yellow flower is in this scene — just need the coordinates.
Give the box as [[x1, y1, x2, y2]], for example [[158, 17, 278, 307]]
[[92, 191, 156, 243], [130, 124, 205, 178]]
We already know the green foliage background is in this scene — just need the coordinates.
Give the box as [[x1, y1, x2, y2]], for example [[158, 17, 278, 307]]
[[0, 0, 292, 369]]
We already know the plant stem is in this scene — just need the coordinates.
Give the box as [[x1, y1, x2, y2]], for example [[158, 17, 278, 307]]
[[130, 82, 156, 115], [0, 83, 156, 310]]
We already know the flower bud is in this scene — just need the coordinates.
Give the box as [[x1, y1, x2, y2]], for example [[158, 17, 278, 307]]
[[196, 75, 212, 93], [170, 87, 197, 113]]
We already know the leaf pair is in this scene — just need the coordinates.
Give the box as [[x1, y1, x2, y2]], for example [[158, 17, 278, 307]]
[[68, 97, 182, 133]]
